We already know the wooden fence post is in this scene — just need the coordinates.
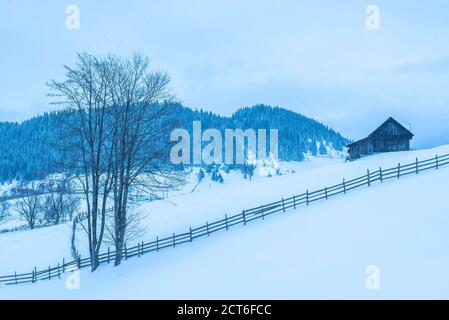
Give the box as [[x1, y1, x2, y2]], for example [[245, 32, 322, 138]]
[[225, 214, 229, 230], [32, 267, 36, 283], [343, 178, 346, 194], [325, 187, 328, 200], [14, 271, 17, 285], [137, 242, 140, 257], [293, 196, 296, 210], [243, 210, 246, 225], [367, 169, 371, 187], [141, 241, 144, 256], [57, 263, 61, 278], [416, 157, 419, 174], [77, 255, 81, 268], [107, 247, 110, 263], [398, 163, 401, 179], [306, 190, 309, 206], [172, 233, 176, 247], [436, 155, 439, 169], [156, 237, 159, 252], [282, 198, 285, 213], [48, 266, 51, 280], [62, 258, 65, 272], [380, 167, 383, 183], [189, 227, 193, 242]]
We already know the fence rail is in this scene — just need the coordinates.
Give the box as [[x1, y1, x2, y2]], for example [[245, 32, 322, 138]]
[[1, 153, 449, 286]]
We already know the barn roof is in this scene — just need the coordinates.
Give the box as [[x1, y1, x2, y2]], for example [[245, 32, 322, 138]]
[[368, 117, 414, 139], [346, 137, 369, 148], [346, 117, 414, 148]]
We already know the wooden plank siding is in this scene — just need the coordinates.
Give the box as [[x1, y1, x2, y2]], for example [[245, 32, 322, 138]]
[[347, 117, 414, 160]]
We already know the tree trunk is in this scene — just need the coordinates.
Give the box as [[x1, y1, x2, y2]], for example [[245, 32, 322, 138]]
[[114, 239, 124, 266]]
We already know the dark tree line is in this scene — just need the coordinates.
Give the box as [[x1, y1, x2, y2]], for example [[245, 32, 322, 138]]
[[0, 105, 348, 183]]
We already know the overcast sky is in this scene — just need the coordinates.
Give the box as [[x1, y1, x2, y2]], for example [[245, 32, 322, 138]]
[[1, 0, 448, 148]]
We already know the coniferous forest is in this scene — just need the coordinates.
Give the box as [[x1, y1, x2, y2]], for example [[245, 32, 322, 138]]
[[0, 103, 348, 183]]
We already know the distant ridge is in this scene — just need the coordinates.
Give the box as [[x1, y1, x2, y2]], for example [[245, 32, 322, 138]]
[[0, 103, 349, 182]]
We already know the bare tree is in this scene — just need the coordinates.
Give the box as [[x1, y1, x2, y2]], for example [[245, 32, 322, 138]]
[[48, 52, 184, 270], [105, 206, 147, 247], [48, 53, 118, 271], [16, 182, 43, 229], [108, 54, 184, 266], [0, 200, 10, 224], [43, 176, 79, 224]]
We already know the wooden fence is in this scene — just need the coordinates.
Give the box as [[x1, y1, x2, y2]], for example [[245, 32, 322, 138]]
[[1, 153, 448, 286]]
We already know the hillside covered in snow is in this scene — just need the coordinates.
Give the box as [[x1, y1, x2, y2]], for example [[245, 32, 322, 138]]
[[1, 145, 448, 299]]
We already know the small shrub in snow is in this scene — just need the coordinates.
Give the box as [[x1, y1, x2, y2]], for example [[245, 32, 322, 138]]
[[0, 201, 9, 223], [197, 169, 205, 183]]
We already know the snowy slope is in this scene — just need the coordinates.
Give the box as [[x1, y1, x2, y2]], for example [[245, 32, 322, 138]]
[[0, 146, 447, 274], [0, 145, 449, 299], [0, 156, 344, 274]]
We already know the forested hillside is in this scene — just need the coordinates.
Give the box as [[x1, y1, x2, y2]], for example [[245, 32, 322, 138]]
[[0, 104, 349, 182]]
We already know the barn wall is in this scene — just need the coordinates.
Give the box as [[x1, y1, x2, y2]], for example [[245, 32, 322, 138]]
[[349, 138, 410, 160], [349, 146, 361, 159], [348, 118, 413, 160], [373, 138, 410, 152]]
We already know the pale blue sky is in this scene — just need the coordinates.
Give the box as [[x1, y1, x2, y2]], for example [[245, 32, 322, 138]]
[[1, 0, 448, 147]]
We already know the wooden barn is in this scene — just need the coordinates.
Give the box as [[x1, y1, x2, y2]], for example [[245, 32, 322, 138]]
[[347, 117, 414, 160]]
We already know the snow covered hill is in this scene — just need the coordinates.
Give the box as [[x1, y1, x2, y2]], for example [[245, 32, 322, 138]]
[[1, 145, 449, 299]]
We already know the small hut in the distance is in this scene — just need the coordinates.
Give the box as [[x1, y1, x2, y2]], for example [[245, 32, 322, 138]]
[[347, 117, 414, 160]]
